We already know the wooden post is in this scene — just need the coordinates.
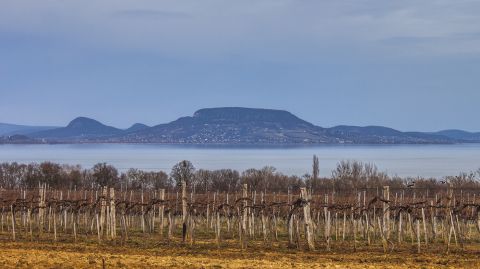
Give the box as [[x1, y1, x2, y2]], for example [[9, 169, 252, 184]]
[[416, 219, 421, 253], [300, 188, 315, 250], [47, 206, 51, 233], [167, 210, 173, 239], [378, 217, 387, 253], [431, 201, 436, 241], [364, 190, 370, 245], [96, 212, 101, 243], [182, 180, 188, 243], [122, 214, 128, 241], [53, 206, 57, 242], [11, 205, 15, 241], [261, 192, 268, 243], [250, 191, 256, 238], [159, 189, 165, 238], [141, 190, 145, 233], [241, 184, 248, 249], [215, 207, 221, 246], [408, 213, 414, 245], [383, 186, 390, 240], [226, 193, 231, 234], [39, 185, 46, 236], [398, 211, 402, 244], [288, 210, 294, 246], [212, 192, 217, 231], [352, 207, 357, 252], [421, 207, 428, 245], [110, 188, 116, 239], [206, 193, 210, 231], [101, 187, 107, 235], [73, 212, 77, 243], [324, 195, 331, 251]]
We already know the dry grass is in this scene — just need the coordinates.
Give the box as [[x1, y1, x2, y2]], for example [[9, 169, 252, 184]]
[[0, 237, 479, 269]]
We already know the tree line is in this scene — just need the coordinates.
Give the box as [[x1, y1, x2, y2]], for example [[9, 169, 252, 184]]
[[0, 157, 479, 192]]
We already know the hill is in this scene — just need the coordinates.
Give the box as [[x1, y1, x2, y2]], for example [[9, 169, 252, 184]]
[[125, 123, 150, 133], [5, 107, 477, 144], [120, 107, 333, 144], [433, 129, 480, 142], [30, 117, 123, 140]]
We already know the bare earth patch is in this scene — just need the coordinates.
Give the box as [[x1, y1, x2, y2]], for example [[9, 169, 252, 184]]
[[0, 240, 478, 269]]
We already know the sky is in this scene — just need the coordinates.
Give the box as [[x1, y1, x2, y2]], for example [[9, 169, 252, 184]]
[[1, 0, 480, 131]]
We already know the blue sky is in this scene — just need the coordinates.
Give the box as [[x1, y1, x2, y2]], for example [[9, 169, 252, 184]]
[[1, 0, 480, 131]]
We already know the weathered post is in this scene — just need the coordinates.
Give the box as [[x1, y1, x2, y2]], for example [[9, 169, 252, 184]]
[[73, 211, 77, 243], [182, 180, 188, 243], [240, 184, 248, 249], [398, 210, 403, 244], [141, 190, 145, 233], [110, 188, 116, 239], [421, 206, 428, 246], [353, 206, 357, 252], [324, 195, 331, 251], [251, 191, 256, 238], [159, 189, 165, 238], [96, 212, 101, 243], [300, 188, 315, 250], [226, 193, 231, 234], [383, 186, 390, 240], [431, 201, 437, 241], [215, 206, 221, 247], [364, 190, 371, 245], [378, 217, 387, 253], [212, 192, 217, 231], [11, 205, 15, 241], [101, 187, 107, 235], [167, 210, 173, 239], [416, 219, 421, 253], [53, 205, 57, 242], [206, 193, 210, 231], [288, 214, 295, 247], [39, 184, 46, 236], [261, 192, 268, 243]]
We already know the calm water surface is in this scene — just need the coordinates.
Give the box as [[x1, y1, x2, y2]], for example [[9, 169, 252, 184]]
[[0, 144, 479, 178]]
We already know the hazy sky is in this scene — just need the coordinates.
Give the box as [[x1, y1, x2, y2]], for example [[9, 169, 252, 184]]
[[1, 0, 480, 131]]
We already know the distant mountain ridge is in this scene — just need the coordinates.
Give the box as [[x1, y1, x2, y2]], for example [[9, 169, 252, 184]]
[[433, 130, 480, 142], [0, 123, 58, 136], [1, 107, 479, 144]]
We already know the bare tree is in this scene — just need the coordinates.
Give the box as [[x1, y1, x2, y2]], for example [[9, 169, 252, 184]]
[[170, 160, 196, 188], [195, 169, 212, 193], [92, 163, 118, 187], [312, 155, 319, 180]]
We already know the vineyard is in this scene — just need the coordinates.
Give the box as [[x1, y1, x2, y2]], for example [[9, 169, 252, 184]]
[[1, 181, 480, 256]]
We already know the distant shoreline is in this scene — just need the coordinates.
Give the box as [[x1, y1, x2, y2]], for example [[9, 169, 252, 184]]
[[0, 141, 469, 147]]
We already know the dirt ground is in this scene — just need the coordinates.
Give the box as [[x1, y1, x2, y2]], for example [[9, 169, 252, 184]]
[[0, 238, 479, 269]]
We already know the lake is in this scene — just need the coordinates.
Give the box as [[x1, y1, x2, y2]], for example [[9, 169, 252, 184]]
[[0, 144, 479, 178]]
